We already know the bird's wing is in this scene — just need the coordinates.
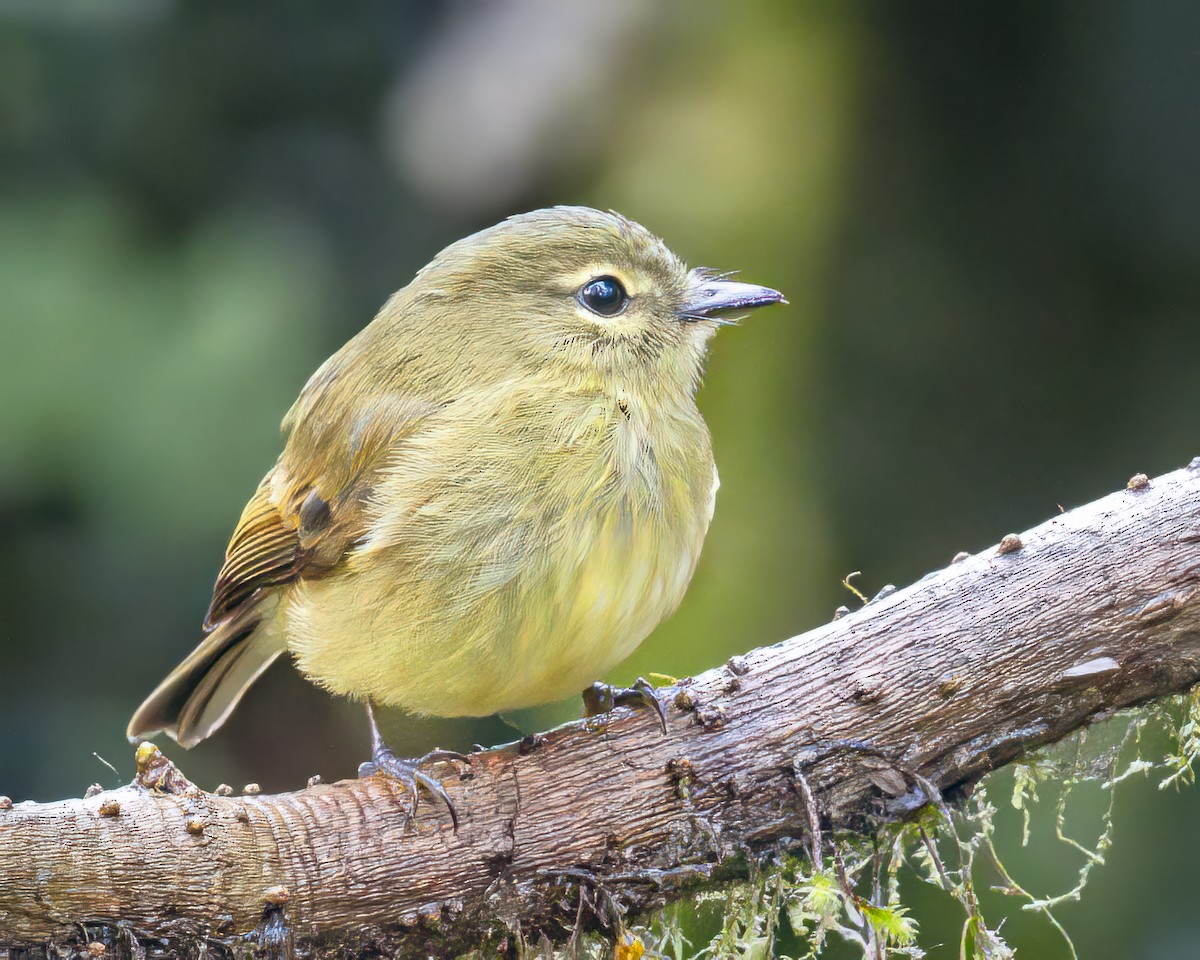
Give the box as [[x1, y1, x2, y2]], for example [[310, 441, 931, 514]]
[[128, 335, 445, 746], [203, 381, 441, 632], [202, 476, 314, 629]]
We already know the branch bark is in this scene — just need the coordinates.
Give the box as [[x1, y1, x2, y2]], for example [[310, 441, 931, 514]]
[[3, 461, 1199, 958]]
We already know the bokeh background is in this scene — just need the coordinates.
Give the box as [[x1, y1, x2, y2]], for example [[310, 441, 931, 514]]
[[2, 1, 1198, 956]]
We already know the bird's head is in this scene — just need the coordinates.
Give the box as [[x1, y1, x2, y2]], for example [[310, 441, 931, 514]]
[[391, 206, 785, 396]]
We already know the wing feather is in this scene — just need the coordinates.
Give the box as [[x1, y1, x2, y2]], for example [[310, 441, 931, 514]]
[[202, 389, 439, 632], [203, 481, 307, 629]]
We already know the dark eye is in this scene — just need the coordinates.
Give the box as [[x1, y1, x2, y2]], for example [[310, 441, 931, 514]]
[[578, 276, 629, 317]]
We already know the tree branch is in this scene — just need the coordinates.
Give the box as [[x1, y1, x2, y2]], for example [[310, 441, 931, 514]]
[[3, 461, 1199, 957]]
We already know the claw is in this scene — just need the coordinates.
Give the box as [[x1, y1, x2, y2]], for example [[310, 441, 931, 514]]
[[359, 701, 464, 830], [631, 676, 669, 734], [582, 676, 669, 734]]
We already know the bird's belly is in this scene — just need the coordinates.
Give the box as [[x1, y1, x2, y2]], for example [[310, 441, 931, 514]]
[[285, 495, 705, 718], [479, 511, 699, 712]]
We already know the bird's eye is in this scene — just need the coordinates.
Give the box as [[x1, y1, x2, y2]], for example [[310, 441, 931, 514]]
[[578, 276, 629, 317]]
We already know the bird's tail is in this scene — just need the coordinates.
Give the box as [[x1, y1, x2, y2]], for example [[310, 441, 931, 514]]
[[127, 601, 286, 748]]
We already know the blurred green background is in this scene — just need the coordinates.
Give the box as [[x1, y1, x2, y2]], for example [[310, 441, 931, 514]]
[[1, 1, 1198, 956]]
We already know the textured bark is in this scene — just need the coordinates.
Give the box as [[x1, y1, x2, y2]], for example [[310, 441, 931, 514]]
[[2, 460, 1199, 958]]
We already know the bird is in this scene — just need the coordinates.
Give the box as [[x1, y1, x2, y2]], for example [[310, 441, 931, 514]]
[[127, 206, 784, 815]]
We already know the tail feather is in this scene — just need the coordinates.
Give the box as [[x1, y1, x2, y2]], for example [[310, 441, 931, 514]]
[[127, 603, 286, 748]]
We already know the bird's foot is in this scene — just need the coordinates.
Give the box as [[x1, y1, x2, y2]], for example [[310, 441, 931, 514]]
[[582, 676, 669, 734], [359, 700, 467, 829], [357, 746, 466, 829]]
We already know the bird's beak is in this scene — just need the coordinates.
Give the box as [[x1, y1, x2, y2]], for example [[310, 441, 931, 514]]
[[679, 268, 786, 321]]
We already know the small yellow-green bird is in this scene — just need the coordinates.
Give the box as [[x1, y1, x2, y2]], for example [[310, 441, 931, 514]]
[[128, 206, 783, 808]]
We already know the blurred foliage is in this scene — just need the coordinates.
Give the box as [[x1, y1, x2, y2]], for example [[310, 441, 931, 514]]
[[1, 1, 1198, 956]]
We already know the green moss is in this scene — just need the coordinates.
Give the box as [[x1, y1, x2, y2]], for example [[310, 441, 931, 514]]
[[591, 695, 1200, 959]]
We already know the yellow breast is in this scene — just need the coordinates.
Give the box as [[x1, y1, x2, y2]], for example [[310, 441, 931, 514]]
[[285, 379, 715, 717]]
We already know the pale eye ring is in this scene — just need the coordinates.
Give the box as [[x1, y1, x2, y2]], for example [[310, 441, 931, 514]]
[[578, 276, 629, 317]]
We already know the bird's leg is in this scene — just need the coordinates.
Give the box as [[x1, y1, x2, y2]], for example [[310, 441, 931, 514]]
[[357, 699, 467, 829], [582, 677, 669, 733]]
